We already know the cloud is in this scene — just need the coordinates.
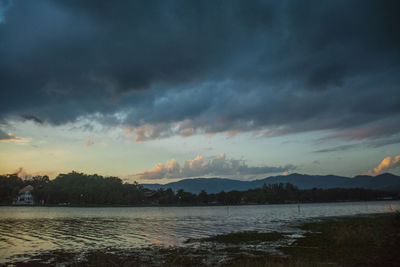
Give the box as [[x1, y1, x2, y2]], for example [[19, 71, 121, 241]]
[[0, 0, 13, 23], [136, 159, 181, 180], [0, 129, 29, 143], [314, 133, 400, 153], [323, 118, 400, 141], [85, 140, 94, 147], [363, 155, 400, 176], [314, 144, 360, 153], [21, 114, 44, 124], [133, 153, 295, 180], [0, 0, 399, 144], [368, 135, 400, 148], [124, 124, 175, 143]]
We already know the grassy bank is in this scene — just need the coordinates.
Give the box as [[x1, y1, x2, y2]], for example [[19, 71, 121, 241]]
[[6, 213, 400, 266], [224, 212, 400, 266], [279, 212, 400, 266]]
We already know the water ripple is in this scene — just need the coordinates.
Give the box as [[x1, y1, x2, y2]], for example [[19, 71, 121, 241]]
[[0, 201, 399, 263]]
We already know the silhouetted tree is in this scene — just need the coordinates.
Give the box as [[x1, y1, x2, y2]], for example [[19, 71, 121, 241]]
[[1, 172, 398, 205]]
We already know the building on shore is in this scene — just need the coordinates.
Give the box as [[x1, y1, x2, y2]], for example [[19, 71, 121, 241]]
[[13, 185, 34, 205]]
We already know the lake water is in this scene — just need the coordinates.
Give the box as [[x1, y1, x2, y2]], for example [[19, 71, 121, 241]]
[[0, 201, 399, 263]]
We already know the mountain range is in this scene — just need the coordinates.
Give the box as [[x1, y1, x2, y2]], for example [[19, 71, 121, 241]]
[[141, 173, 400, 194]]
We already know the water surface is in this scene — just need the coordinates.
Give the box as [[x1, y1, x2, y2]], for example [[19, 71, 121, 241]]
[[0, 201, 399, 263]]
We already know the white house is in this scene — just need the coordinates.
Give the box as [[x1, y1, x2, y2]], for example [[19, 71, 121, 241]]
[[13, 185, 34, 205]]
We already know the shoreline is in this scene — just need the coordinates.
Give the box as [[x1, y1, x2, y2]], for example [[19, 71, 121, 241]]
[[3, 212, 399, 266], [2, 198, 399, 208]]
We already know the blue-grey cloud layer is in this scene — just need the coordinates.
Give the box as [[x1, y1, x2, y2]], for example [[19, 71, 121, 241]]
[[1, 0, 399, 142]]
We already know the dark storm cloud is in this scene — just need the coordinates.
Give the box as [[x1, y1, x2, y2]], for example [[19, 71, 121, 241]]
[[20, 114, 44, 124], [307, 63, 347, 91], [1, 0, 399, 141]]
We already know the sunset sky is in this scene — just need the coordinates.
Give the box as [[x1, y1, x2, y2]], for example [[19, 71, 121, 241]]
[[0, 0, 399, 184]]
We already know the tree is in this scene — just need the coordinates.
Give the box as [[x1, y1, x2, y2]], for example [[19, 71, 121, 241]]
[[0, 174, 24, 204], [198, 190, 208, 204]]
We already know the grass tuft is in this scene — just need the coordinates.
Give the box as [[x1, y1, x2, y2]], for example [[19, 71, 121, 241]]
[[280, 214, 400, 266]]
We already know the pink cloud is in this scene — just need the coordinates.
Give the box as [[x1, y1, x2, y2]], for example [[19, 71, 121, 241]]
[[86, 140, 94, 147], [363, 155, 400, 176], [132, 153, 295, 180]]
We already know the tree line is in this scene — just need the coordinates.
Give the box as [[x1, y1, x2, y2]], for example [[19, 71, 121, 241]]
[[0, 172, 399, 205]]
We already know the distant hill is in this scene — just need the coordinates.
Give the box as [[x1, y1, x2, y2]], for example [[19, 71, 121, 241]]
[[141, 173, 400, 194]]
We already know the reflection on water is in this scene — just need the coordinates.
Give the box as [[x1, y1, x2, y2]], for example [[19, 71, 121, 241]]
[[0, 201, 399, 263]]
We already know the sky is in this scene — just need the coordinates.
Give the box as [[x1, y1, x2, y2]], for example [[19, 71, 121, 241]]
[[0, 0, 399, 184]]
